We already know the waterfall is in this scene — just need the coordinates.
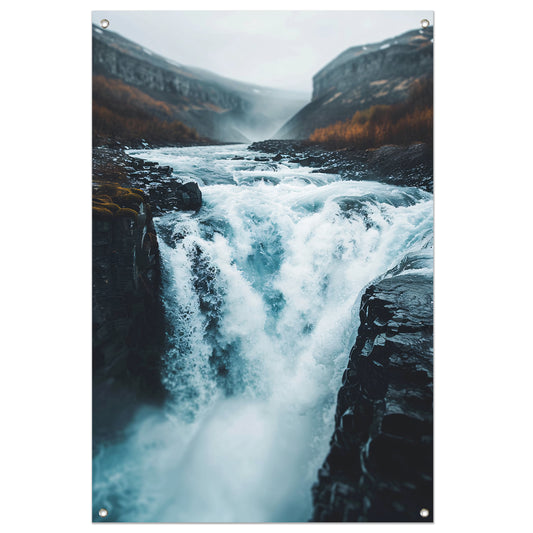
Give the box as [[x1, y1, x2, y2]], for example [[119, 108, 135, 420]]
[[93, 144, 433, 522]]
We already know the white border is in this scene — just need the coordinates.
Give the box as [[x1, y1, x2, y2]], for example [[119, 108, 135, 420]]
[[2, 1, 533, 531]]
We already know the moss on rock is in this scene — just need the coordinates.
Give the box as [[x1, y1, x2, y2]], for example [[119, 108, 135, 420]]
[[93, 183, 146, 217], [130, 188, 147, 199], [115, 207, 138, 219], [92, 206, 114, 218]]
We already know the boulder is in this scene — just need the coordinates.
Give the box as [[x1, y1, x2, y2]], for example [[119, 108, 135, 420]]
[[176, 182, 202, 211]]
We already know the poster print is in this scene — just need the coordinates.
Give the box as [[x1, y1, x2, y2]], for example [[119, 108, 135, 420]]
[[92, 10, 433, 523]]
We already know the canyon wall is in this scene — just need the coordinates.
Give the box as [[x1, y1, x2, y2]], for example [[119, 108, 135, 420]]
[[276, 27, 433, 140], [312, 271, 433, 521]]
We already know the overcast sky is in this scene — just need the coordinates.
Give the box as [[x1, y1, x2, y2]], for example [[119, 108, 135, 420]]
[[92, 10, 433, 96]]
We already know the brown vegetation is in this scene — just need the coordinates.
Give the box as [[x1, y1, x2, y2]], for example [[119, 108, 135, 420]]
[[309, 78, 433, 150], [93, 75, 199, 146], [92, 183, 149, 219]]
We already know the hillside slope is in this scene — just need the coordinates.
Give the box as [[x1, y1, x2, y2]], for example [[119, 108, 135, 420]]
[[276, 27, 433, 140], [93, 25, 306, 143]]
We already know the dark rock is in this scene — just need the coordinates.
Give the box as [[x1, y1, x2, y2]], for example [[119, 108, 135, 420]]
[[249, 140, 432, 192], [299, 156, 323, 167], [366, 144, 433, 192], [93, 147, 204, 215], [139, 179, 202, 215], [158, 165, 172, 175], [92, 199, 166, 442], [178, 182, 202, 211], [311, 274, 433, 522]]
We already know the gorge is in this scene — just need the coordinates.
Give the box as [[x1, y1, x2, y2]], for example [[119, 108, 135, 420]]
[[92, 143, 433, 522]]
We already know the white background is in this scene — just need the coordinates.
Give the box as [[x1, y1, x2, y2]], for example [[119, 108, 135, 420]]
[[1, 0, 532, 531]]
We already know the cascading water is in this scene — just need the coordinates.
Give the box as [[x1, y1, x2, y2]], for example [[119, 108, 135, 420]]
[[92, 144, 433, 522]]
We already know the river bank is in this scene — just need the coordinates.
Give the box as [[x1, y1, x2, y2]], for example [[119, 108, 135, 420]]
[[92, 144, 204, 442], [249, 140, 433, 193]]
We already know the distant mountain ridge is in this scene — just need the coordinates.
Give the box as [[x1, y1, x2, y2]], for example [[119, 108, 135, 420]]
[[92, 25, 307, 142], [276, 27, 433, 140]]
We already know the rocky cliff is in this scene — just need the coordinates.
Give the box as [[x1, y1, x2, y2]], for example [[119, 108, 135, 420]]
[[92, 148, 203, 442], [312, 269, 433, 522], [276, 27, 433, 140], [93, 194, 165, 441], [92, 25, 306, 142]]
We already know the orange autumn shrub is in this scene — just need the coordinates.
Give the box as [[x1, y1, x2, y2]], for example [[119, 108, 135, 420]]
[[309, 78, 433, 149], [93, 75, 199, 145]]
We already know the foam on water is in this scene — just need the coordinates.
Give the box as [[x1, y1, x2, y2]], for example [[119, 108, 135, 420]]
[[93, 144, 433, 522]]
